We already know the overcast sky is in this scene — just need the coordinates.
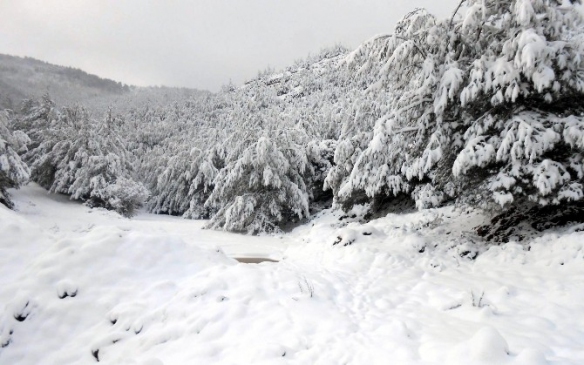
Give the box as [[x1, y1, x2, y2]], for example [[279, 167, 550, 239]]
[[0, 0, 459, 91]]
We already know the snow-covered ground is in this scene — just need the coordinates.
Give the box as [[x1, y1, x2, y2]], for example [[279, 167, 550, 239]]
[[1, 184, 584, 365]]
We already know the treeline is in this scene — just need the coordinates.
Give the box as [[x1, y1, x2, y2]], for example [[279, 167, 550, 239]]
[[2, 0, 584, 235]]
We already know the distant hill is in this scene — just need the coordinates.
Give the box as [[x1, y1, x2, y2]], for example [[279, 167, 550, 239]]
[[0, 54, 207, 112], [0, 54, 132, 110]]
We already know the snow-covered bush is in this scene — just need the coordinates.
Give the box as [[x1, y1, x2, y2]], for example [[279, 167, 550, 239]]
[[334, 0, 584, 214], [22, 104, 147, 216], [86, 176, 148, 217], [0, 111, 30, 208]]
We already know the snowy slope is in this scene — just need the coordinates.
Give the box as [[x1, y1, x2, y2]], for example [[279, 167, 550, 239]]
[[1, 184, 584, 364], [8, 184, 288, 260]]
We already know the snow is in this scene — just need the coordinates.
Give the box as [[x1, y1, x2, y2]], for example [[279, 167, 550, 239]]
[[2, 184, 584, 364]]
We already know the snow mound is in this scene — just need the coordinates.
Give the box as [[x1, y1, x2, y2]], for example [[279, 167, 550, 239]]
[[2, 187, 584, 364]]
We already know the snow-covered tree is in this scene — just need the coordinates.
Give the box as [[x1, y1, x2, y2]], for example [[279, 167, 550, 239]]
[[451, 0, 584, 209], [206, 134, 311, 234], [334, 0, 584, 213], [203, 85, 312, 233], [324, 90, 390, 209], [137, 48, 353, 231], [131, 93, 227, 218], [18, 95, 56, 150], [0, 111, 29, 208], [306, 138, 337, 204], [147, 138, 221, 218], [22, 104, 148, 216]]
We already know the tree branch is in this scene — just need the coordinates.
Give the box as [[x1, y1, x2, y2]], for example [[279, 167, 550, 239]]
[[394, 36, 427, 58], [450, 0, 466, 29]]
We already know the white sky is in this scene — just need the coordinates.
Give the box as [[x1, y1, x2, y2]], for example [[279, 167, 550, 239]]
[[0, 0, 459, 91]]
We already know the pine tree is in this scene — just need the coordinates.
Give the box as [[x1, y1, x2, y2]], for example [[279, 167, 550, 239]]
[[204, 86, 311, 233], [22, 102, 148, 216], [0, 110, 30, 208], [334, 0, 584, 213], [205, 134, 310, 234]]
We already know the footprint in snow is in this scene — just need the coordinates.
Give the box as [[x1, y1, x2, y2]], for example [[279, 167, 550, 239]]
[[13, 301, 32, 322], [57, 280, 78, 299]]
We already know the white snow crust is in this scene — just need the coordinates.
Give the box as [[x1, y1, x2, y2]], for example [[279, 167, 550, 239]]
[[1, 184, 584, 364]]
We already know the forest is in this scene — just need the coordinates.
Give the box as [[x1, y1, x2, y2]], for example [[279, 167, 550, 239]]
[[3, 1, 584, 364], [2, 0, 584, 236]]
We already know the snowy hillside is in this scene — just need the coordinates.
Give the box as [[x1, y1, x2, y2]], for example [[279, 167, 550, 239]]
[[2, 1, 584, 363], [0, 54, 130, 110], [4, 0, 583, 236], [1, 184, 583, 364], [0, 54, 208, 113]]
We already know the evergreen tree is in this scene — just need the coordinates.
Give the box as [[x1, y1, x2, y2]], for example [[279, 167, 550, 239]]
[[205, 134, 311, 233], [22, 102, 148, 216], [334, 0, 584, 213], [0, 110, 29, 208], [204, 87, 311, 233]]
